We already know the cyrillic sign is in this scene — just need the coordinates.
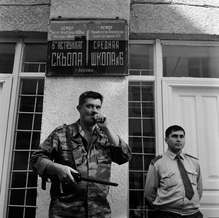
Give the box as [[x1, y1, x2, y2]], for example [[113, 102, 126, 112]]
[[47, 19, 128, 76]]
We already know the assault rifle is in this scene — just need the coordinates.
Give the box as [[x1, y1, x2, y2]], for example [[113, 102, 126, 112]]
[[71, 171, 118, 186]]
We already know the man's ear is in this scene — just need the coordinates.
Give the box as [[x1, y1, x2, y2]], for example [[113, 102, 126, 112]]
[[76, 105, 81, 112]]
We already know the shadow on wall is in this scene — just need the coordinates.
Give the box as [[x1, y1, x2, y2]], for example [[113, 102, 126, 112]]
[[130, 0, 219, 38]]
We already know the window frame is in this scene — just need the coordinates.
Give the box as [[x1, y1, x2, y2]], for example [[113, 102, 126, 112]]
[[129, 39, 164, 153], [0, 38, 46, 218], [128, 40, 162, 217], [162, 40, 219, 78]]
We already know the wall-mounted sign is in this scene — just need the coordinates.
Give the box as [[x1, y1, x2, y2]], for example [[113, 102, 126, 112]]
[[47, 19, 128, 76]]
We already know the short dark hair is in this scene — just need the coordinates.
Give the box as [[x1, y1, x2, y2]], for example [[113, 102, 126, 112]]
[[165, 125, 185, 138], [78, 91, 103, 106]]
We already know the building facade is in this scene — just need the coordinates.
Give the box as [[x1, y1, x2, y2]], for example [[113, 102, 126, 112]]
[[0, 0, 219, 218]]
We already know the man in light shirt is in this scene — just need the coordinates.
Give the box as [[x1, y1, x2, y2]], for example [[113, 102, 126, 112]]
[[144, 125, 203, 218]]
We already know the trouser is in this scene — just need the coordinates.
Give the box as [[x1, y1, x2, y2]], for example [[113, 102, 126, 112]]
[[49, 198, 111, 218], [151, 210, 203, 218]]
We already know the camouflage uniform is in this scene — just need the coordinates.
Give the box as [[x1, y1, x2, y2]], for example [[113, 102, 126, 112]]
[[31, 120, 131, 218]]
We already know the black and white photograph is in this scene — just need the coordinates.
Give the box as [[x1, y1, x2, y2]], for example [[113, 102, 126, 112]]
[[0, 1, 219, 218]]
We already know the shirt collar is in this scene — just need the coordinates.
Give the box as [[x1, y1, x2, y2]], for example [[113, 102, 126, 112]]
[[76, 119, 100, 138], [166, 149, 184, 160]]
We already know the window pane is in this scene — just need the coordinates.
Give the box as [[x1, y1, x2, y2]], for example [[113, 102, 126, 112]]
[[17, 114, 33, 130], [129, 44, 153, 75], [144, 155, 155, 170], [129, 102, 141, 117], [129, 137, 142, 153], [8, 207, 24, 218], [143, 138, 155, 153], [143, 119, 155, 136], [13, 151, 29, 170], [19, 96, 35, 112], [22, 44, 47, 72], [0, 43, 15, 73], [31, 132, 41, 149], [38, 79, 44, 95], [129, 190, 144, 209], [21, 79, 37, 94], [141, 83, 153, 101], [27, 172, 38, 187], [36, 96, 43, 112], [24, 208, 36, 218], [129, 154, 143, 170], [23, 44, 47, 62], [142, 102, 154, 118], [10, 189, 25, 205], [129, 209, 146, 218], [11, 172, 27, 188], [129, 84, 141, 101], [129, 172, 144, 189], [129, 119, 141, 136], [34, 114, 42, 130], [163, 45, 219, 78], [15, 131, 31, 149], [26, 189, 37, 205]]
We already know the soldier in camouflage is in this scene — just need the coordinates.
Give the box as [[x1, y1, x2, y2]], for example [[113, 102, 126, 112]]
[[30, 91, 131, 218]]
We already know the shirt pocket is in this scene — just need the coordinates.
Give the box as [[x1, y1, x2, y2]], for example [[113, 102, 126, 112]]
[[59, 144, 74, 165], [161, 171, 178, 189], [72, 145, 85, 167], [96, 148, 111, 164], [187, 170, 198, 185]]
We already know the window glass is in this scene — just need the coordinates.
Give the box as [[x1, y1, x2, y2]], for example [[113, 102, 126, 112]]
[[163, 45, 219, 77], [7, 79, 44, 218], [22, 44, 47, 72], [0, 43, 15, 73], [128, 81, 155, 217], [129, 44, 153, 75]]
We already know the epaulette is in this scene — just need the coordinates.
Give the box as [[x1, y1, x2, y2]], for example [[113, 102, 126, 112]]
[[184, 153, 198, 160], [151, 155, 162, 165]]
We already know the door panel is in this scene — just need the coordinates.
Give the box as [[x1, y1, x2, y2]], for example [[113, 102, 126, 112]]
[[163, 79, 219, 218]]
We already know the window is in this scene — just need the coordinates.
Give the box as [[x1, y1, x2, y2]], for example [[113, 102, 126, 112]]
[[7, 79, 44, 218], [163, 45, 219, 77], [6, 43, 47, 218], [128, 43, 155, 218], [0, 43, 15, 73]]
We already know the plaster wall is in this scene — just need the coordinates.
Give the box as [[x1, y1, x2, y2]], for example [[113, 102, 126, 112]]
[[0, 0, 50, 32], [131, 0, 219, 6], [50, 0, 130, 21], [130, 0, 219, 36], [36, 77, 129, 218]]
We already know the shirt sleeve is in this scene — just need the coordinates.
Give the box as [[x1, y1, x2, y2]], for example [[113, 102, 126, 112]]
[[197, 164, 203, 200], [30, 129, 59, 177], [144, 163, 159, 205], [110, 136, 132, 165]]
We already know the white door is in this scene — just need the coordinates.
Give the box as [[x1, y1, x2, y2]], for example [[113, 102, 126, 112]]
[[163, 78, 219, 218]]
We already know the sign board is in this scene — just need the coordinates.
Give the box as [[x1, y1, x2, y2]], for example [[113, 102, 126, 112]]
[[47, 19, 128, 76]]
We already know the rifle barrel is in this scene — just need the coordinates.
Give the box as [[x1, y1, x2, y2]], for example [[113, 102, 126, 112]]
[[80, 175, 118, 186]]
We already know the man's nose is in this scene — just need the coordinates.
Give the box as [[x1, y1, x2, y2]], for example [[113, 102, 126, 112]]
[[92, 107, 98, 113], [176, 136, 182, 141]]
